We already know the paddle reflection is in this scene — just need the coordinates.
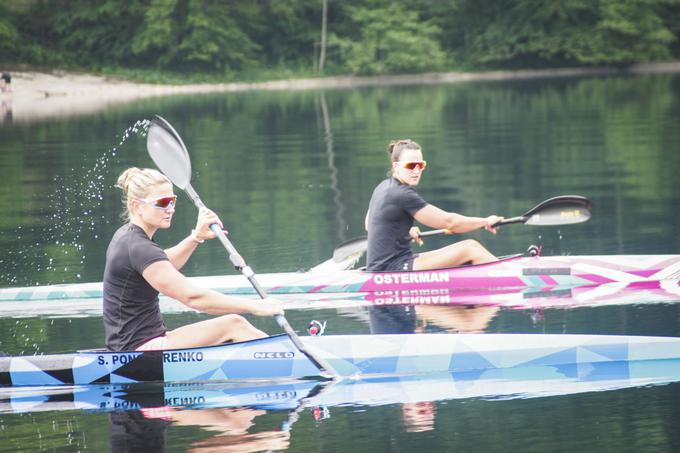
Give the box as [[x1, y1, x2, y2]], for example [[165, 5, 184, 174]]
[[109, 406, 289, 453]]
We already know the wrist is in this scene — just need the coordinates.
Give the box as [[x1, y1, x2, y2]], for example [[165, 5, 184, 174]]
[[190, 229, 205, 244]]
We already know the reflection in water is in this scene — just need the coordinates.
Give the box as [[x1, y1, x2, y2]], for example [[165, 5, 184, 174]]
[[109, 410, 168, 452], [109, 407, 289, 453], [415, 305, 499, 333], [369, 305, 417, 334], [402, 401, 436, 433], [319, 92, 348, 243], [3, 360, 680, 451], [2, 74, 680, 451], [369, 304, 498, 335], [0, 97, 11, 124], [367, 302, 498, 438]]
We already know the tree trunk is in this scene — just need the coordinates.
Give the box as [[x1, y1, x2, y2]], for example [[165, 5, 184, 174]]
[[319, 0, 328, 72]]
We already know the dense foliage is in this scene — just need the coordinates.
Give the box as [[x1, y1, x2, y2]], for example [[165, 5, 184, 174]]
[[1, 0, 680, 78]]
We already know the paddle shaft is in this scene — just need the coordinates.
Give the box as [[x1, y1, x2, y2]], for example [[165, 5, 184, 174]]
[[412, 217, 527, 239], [403, 196, 591, 240], [184, 185, 339, 378]]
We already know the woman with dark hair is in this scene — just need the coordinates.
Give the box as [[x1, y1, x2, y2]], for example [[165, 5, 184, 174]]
[[103, 167, 283, 352], [365, 139, 502, 272]]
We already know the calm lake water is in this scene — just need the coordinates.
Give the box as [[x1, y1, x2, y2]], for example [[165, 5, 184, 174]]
[[1, 73, 680, 452]]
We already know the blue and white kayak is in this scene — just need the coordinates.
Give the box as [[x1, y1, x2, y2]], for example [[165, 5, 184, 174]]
[[2, 333, 680, 387], [3, 357, 680, 414]]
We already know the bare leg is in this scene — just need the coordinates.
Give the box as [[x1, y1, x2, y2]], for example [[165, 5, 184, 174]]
[[164, 314, 267, 349], [413, 239, 496, 271]]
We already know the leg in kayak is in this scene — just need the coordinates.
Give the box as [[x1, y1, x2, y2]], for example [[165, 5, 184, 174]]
[[166, 315, 268, 348], [413, 239, 496, 270], [137, 315, 268, 351]]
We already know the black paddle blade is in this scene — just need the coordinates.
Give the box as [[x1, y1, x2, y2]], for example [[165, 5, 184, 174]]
[[333, 236, 368, 262], [146, 115, 192, 190], [524, 195, 592, 226]]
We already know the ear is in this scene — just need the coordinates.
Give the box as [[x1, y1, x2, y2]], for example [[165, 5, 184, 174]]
[[130, 198, 143, 217]]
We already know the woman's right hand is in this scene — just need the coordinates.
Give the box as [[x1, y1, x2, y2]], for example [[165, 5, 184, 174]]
[[484, 215, 503, 234], [194, 207, 225, 242], [250, 297, 285, 317]]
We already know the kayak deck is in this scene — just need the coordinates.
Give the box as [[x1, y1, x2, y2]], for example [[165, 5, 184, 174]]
[[2, 333, 680, 387]]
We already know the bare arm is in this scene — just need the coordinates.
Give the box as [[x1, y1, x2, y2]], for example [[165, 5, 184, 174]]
[[165, 206, 224, 270], [142, 260, 283, 317], [165, 236, 200, 270], [414, 204, 502, 234]]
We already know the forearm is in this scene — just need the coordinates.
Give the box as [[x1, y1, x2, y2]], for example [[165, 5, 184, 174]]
[[165, 234, 201, 269], [184, 289, 256, 315], [445, 213, 491, 234]]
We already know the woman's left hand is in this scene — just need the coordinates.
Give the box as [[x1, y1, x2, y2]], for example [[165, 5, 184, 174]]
[[193, 207, 226, 241], [409, 226, 424, 246]]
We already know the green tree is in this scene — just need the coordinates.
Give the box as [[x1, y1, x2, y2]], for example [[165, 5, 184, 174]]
[[330, 3, 447, 75], [0, 5, 20, 58], [447, 0, 677, 66], [132, 0, 261, 72], [49, 0, 148, 66]]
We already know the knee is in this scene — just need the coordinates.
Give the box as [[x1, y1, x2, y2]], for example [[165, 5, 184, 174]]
[[460, 239, 483, 250], [217, 314, 250, 329], [217, 314, 265, 342]]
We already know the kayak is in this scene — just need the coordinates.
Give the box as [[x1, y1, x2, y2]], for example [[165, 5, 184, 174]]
[[3, 356, 680, 414], [1, 279, 679, 319], [2, 332, 680, 387], [2, 254, 679, 302]]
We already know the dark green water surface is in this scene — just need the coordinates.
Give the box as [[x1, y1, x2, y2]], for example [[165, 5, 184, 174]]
[[1, 74, 680, 452]]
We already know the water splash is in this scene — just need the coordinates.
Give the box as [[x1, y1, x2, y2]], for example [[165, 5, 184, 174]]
[[0, 119, 152, 288]]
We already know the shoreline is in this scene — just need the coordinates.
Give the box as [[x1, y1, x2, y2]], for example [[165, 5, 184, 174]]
[[3, 61, 680, 124]]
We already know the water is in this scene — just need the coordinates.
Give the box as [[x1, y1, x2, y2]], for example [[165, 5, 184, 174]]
[[1, 73, 680, 451]]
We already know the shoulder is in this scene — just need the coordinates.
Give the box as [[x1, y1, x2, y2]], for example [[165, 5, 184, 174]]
[[389, 179, 421, 198], [124, 225, 166, 258], [372, 178, 391, 192]]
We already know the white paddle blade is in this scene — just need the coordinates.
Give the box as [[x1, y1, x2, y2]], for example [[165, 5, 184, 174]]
[[146, 116, 192, 189]]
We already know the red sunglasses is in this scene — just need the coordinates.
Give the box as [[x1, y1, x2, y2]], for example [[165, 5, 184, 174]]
[[137, 195, 177, 210], [396, 161, 427, 171]]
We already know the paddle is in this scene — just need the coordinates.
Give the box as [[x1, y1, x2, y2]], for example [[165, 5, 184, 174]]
[[411, 195, 593, 239], [146, 115, 341, 379], [309, 236, 368, 273], [337, 195, 592, 254]]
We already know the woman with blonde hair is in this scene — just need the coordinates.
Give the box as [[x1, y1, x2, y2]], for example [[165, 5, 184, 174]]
[[103, 167, 283, 352], [365, 139, 502, 272]]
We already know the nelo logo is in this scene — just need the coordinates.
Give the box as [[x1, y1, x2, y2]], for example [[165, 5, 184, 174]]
[[253, 351, 295, 359]]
